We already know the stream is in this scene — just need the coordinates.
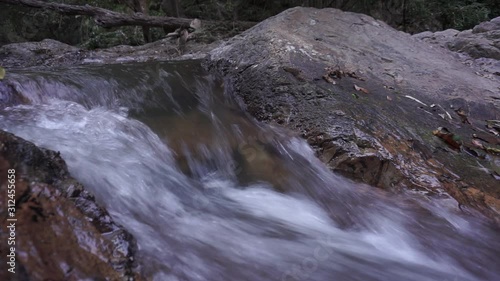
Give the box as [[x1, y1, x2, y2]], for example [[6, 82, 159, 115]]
[[1, 61, 499, 281]]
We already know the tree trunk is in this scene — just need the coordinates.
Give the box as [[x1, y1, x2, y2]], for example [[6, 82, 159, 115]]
[[0, 0, 255, 31], [133, 0, 152, 42], [161, 0, 184, 17]]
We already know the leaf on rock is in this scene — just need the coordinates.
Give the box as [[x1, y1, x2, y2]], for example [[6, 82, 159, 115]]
[[484, 146, 500, 155], [473, 133, 500, 145], [471, 135, 500, 155], [471, 139, 485, 149], [323, 67, 364, 82], [432, 127, 461, 150], [485, 120, 500, 135], [488, 129, 499, 137], [346, 71, 364, 81], [324, 67, 344, 80], [322, 74, 336, 84], [0, 66, 5, 80], [455, 108, 471, 124], [353, 84, 369, 94]]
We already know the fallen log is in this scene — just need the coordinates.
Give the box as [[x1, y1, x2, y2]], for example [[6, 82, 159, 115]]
[[0, 0, 255, 30]]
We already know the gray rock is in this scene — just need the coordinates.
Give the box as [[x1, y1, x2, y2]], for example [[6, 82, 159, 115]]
[[414, 16, 500, 74], [0, 39, 83, 68], [206, 7, 500, 223], [0, 37, 221, 69], [413, 29, 459, 49], [473, 17, 500, 33]]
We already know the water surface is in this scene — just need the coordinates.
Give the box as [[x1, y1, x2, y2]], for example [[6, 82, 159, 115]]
[[1, 61, 499, 281]]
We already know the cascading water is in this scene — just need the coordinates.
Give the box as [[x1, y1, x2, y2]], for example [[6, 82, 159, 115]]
[[1, 61, 499, 281]]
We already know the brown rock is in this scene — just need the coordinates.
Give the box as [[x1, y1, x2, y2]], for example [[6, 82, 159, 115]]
[[0, 130, 142, 281]]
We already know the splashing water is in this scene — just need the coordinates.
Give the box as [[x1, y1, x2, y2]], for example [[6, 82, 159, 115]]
[[1, 62, 499, 281]]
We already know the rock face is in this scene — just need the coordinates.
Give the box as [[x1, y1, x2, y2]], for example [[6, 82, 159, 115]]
[[206, 8, 500, 223], [0, 37, 220, 69], [0, 130, 142, 280], [0, 39, 83, 69], [413, 16, 500, 77]]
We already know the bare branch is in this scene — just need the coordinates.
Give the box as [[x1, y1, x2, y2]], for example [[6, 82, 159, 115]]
[[0, 0, 255, 30]]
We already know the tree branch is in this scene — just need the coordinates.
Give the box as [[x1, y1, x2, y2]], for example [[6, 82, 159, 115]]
[[0, 0, 255, 30]]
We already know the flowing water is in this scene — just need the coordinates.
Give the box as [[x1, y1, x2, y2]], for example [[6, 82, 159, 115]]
[[1, 61, 499, 281]]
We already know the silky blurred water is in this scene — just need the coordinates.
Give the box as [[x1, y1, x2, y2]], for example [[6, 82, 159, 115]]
[[1, 61, 499, 281]]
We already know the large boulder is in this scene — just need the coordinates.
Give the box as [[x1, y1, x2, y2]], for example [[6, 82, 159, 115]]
[[0, 37, 221, 68], [0, 130, 143, 280], [414, 16, 500, 76], [206, 8, 500, 223], [0, 39, 84, 68]]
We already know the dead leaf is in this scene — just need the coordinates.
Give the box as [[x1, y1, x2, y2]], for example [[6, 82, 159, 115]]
[[354, 84, 369, 94], [324, 67, 344, 79], [473, 133, 500, 145], [471, 139, 484, 149], [346, 71, 364, 80], [484, 146, 500, 155], [485, 120, 500, 134], [455, 108, 471, 124], [322, 74, 336, 84], [432, 127, 461, 150], [487, 129, 499, 137]]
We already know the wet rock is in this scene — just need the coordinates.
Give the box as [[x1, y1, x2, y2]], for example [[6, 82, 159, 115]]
[[0, 39, 84, 69], [0, 80, 27, 107], [145, 109, 294, 191], [206, 7, 500, 223], [0, 37, 221, 69], [0, 130, 143, 280]]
